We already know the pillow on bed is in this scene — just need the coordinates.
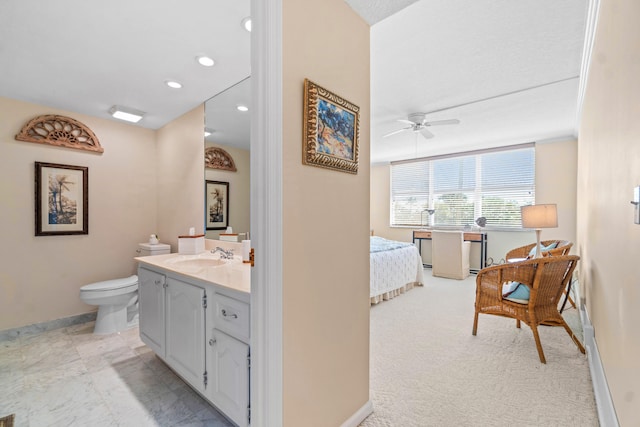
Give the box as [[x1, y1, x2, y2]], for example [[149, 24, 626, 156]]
[[502, 281, 530, 303], [528, 242, 558, 258]]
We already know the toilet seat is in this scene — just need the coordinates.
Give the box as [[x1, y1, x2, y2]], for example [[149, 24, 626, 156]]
[[81, 275, 138, 292]]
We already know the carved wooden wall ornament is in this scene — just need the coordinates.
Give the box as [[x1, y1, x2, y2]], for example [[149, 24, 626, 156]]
[[205, 146, 237, 171], [16, 115, 103, 153]]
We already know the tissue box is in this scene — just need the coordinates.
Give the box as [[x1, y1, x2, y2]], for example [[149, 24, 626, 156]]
[[219, 233, 239, 242], [178, 235, 205, 254]]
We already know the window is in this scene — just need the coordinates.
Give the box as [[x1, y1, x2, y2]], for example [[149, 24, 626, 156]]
[[390, 144, 535, 229]]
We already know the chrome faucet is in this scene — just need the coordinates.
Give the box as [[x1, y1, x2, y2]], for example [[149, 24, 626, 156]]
[[211, 247, 234, 260]]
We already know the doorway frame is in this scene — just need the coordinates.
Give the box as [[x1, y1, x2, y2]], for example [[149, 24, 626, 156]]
[[250, 0, 283, 425]]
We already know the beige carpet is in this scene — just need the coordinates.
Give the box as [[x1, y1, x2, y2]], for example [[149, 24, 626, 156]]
[[361, 273, 598, 427]]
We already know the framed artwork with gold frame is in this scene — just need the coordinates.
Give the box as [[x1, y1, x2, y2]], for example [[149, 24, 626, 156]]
[[302, 79, 360, 174]]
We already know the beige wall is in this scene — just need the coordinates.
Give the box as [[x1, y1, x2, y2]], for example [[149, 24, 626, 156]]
[[0, 98, 203, 331], [282, 0, 370, 424], [577, 0, 640, 424], [370, 138, 578, 266], [535, 139, 578, 247], [156, 105, 205, 251], [0, 97, 157, 330], [204, 143, 250, 240]]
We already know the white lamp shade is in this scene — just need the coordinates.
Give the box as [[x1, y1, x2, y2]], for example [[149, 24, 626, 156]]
[[521, 204, 558, 229]]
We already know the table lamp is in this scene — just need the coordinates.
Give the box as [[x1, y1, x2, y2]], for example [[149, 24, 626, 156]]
[[521, 204, 558, 258]]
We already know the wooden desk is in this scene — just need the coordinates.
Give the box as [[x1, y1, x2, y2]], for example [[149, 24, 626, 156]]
[[413, 230, 488, 273]]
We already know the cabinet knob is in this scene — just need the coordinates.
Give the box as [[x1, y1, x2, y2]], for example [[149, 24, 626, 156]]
[[221, 309, 238, 319], [209, 338, 216, 346], [154, 279, 161, 285]]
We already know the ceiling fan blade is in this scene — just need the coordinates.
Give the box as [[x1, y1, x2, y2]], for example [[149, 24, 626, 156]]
[[419, 128, 434, 139], [383, 126, 412, 138], [425, 119, 460, 126], [397, 119, 415, 125]]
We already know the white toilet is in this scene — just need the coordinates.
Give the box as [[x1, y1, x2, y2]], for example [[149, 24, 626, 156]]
[[80, 275, 139, 335], [80, 242, 171, 334]]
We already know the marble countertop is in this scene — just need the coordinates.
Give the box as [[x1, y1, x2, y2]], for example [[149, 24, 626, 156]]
[[135, 252, 250, 294]]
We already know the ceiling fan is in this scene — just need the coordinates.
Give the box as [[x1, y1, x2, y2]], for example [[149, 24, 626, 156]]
[[383, 113, 460, 139]]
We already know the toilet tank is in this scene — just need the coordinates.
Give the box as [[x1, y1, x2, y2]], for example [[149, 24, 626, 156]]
[[137, 242, 171, 257]]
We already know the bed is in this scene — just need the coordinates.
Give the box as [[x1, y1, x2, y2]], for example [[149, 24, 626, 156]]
[[370, 236, 425, 304]]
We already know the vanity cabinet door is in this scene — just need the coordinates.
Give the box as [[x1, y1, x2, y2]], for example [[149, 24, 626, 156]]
[[207, 331, 249, 427], [165, 277, 206, 392], [138, 267, 166, 356]]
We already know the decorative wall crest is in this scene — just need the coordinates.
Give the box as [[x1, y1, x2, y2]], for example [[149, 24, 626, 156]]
[[205, 146, 237, 171], [16, 115, 103, 153]]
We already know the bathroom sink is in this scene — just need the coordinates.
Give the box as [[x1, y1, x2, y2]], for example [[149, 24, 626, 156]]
[[165, 257, 227, 269], [176, 258, 226, 268]]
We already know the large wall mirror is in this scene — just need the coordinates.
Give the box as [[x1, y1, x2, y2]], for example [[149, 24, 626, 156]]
[[204, 76, 251, 240]]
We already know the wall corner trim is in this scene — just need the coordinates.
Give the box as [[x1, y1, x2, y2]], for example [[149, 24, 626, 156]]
[[340, 400, 373, 427]]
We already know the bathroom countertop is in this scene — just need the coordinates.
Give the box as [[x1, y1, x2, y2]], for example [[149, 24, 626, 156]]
[[135, 252, 250, 295]]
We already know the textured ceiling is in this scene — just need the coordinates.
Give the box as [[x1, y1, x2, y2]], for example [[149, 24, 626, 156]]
[[350, 0, 588, 163], [344, 0, 420, 24]]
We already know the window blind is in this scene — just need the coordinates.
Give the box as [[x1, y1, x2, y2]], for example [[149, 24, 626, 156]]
[[390, 144, 535, 228]]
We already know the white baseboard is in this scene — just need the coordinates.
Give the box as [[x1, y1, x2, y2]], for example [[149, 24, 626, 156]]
[[340, 400, 373, 427], [579, 301, 619, 427]]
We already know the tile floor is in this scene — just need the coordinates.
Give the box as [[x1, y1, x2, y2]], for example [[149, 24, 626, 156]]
[[0, 322, 233, 427]]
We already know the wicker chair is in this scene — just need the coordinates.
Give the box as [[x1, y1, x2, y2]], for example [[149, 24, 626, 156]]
[[472, 255, 585, 363], [505, 240, 575, 310], [505, 240, 573, 260]]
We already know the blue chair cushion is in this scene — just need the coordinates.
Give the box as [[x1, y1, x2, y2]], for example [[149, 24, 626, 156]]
[[502, 281, 530, 303], [528, 241, 558, 258]]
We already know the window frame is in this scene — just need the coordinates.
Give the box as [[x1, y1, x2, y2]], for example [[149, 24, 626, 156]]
[[390, 143, 535, 230]]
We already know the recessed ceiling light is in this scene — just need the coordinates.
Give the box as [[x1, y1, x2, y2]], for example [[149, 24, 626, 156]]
[[197, 56, 215, 67], [165, 80, 182, 89], [237, 105, 249, 112], [109, 105, 145, 123], [242, 17, 252, 32]]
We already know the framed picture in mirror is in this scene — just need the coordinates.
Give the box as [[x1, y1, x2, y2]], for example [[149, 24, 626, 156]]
[[35, 161, 88, 236], [206, 180, 229, 230]]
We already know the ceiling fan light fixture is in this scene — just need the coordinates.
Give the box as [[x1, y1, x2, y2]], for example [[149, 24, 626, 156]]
[[382, 112, 460, 139], [109, 105, 145, 123]]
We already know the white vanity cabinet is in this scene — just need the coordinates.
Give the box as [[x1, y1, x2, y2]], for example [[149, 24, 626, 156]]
[[137, 262, 250, 427], [206, 293, 250, 427], [165, 277, 206, 392], [138, 267, 166, 355]]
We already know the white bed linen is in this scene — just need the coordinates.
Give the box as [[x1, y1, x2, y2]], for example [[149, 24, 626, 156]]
[[370, 240, 424, 304]]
